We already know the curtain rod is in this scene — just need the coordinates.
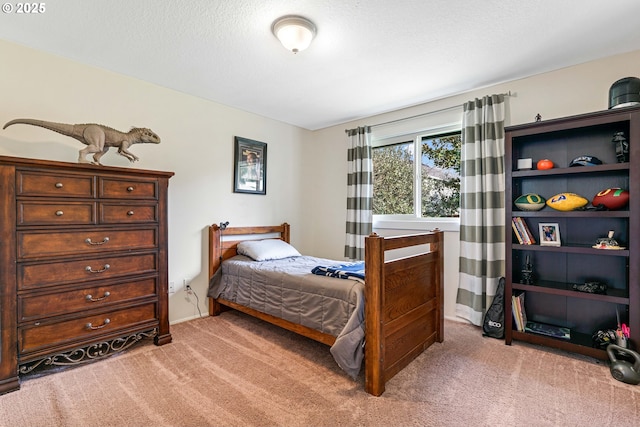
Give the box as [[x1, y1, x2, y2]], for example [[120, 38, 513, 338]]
[[366, 91, 513, 129]]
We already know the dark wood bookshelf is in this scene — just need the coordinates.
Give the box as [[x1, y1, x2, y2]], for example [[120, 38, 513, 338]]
[[505, 106, 640, 360]]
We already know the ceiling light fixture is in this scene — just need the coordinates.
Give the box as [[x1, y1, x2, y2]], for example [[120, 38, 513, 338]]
[[272, 15, 316, 54]]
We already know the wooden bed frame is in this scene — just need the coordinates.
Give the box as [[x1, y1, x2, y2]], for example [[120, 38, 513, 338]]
[[208, 223, 444, 396]]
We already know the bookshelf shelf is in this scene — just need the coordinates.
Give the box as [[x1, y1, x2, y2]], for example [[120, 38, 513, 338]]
[[511, 281, 629, 304], [514, 210, 629, 218], [512, 162, 629, 178], [511, 330, 606, 359], [512, 244, 629, 257]]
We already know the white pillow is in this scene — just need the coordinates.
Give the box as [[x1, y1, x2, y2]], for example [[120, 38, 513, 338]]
[[236, 239, 301, 261]]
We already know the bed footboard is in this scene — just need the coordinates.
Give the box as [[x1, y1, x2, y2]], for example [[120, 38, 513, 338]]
[[364, 231, 444, 396]]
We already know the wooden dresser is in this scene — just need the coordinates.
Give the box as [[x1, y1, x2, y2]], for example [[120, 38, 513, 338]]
[[0, 156, 173, 394]]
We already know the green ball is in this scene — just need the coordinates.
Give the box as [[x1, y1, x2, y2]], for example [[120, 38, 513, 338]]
[[514, 193, 546, 211]]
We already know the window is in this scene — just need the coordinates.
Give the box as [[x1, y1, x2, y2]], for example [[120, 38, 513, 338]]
[[420, 132, 461, 217], [372, 141, 415, 215], [373, 130, 461, 219]]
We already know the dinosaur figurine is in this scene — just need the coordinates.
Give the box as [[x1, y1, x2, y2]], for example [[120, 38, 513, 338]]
[[3, 118, 161, 165]]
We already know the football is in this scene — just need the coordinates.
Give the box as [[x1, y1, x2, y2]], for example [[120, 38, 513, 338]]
[[592, 188, 629, 210], [546, 192, 588, 211], [514, 193, 546, 211]]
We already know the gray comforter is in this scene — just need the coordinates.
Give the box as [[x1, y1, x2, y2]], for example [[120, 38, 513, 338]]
[[208, 255, 365, 378]]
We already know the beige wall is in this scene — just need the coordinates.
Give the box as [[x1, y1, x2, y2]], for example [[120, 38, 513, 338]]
[[1, 38, 639, 323], [0, 40, 311, 323]]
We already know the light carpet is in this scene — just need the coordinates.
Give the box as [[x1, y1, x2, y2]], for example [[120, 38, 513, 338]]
[[1, 312, 639, 427]]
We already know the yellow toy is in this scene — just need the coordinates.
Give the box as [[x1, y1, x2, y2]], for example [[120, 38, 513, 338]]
[[546, 192, 588, 211]]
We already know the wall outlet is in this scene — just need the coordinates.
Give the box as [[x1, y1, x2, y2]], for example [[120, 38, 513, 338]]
[[169, 281, 176, 293], [183, 278, 192, 293]]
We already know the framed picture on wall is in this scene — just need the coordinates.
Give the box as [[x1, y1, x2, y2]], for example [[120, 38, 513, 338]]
[[539, 223, 561, 246], [233, 136, 267, 195]]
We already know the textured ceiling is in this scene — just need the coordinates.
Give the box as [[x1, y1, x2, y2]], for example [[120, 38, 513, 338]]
[[2, 0, 640, 130]]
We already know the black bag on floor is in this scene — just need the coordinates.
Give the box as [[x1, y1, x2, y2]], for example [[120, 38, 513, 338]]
[[482, 277, 505, 339]]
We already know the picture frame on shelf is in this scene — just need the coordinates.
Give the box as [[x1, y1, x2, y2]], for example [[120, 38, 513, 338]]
[[233, 136, 267, 195], [539, 223, 561, 246]]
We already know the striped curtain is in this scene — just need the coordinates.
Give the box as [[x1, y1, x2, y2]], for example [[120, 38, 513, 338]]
[[344, 126, 373, 260], [456, 94, 506, 326]]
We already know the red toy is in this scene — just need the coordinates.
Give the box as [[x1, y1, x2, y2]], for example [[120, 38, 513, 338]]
[[592, 188, 629, 210], [536, 159, 554, 170]]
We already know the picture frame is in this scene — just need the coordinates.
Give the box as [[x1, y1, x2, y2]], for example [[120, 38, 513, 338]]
[[539, 223, 561, 246], [233, 136, 267, 195]]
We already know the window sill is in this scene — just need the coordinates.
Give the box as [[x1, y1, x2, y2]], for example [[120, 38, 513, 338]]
[[373, 217, 460, 232]]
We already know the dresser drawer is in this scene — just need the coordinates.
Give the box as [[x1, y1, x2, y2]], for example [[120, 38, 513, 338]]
[[18, 278, 157, 322], [16, 170, 94, 198], [17, 201, 95, 225], [99, 203, 158, 224], [17, 228, 158, 259], [18, 253, 158, 290], [99, 177, 158, 199], [19, 302, 157, 356]]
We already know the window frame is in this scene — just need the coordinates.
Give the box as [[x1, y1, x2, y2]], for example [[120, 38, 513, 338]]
[[371, 122, 461, 232]]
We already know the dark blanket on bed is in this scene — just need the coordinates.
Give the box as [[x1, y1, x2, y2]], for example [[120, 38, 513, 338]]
[[208, 255, 365, 378], [311, 261, 365, 282]]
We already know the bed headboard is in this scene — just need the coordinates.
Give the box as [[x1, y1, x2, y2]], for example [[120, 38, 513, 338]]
[[208, 222, 291, 280]]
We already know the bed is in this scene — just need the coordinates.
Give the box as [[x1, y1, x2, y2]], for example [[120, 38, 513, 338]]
[[207, 223, 443, 396]]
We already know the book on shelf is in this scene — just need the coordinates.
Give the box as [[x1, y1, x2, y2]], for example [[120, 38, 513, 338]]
[[512, 217, 536, 245], [512, 217, 528, 244], [511, 219, 524, 244], [518, 217, 536, 244], [512, 217, 527, 244], [524, 321, 571, 340], [518, 217, 532, 245], [511, 295, 521, 331], [511, 291, 527, 332]]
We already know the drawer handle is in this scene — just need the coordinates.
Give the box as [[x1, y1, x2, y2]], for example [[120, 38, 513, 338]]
[[85, 291, 111, 302], [86, 318, 111, 330], [127, 186, 134, 192], [127, 210, 134, 216], [55, 210, 64, 216], [85, 264, 110, 273], [55, 182, 63, 188], [85, 237, 110, 245]]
